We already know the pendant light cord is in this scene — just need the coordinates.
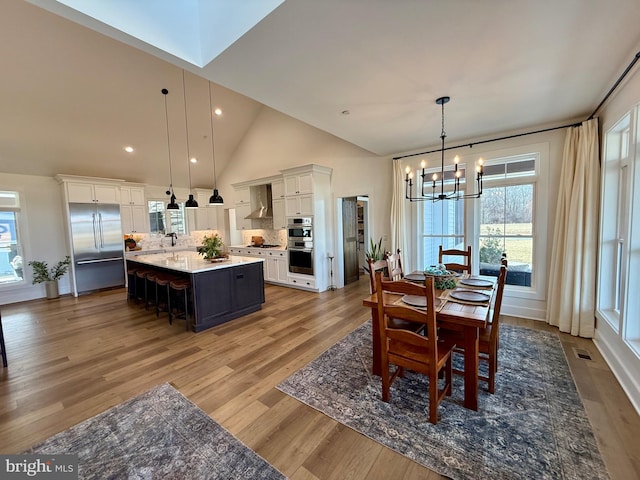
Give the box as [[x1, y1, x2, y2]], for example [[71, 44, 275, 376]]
[[208, 82, 217, 190], [162, 88, 173, 191], [182, 70, 193, 191]]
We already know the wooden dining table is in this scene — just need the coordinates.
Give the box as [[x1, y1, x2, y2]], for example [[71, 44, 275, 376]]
[[362, 275, 494, 411]]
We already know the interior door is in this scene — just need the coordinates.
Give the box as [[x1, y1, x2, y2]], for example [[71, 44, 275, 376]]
[[342, 197, 359, 284]]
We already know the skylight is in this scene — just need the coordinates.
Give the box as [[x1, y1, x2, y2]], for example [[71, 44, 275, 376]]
[[53, 0, 284, 67]]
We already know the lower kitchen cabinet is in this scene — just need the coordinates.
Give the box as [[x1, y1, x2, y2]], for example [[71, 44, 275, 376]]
[[265, 251, 288, 283]]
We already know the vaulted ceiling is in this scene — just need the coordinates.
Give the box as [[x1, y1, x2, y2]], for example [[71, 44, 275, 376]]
[[1, 1, 639, 189]]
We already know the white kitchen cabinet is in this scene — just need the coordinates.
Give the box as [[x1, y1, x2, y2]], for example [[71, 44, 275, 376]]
[[121, 204, 148, 233], [234, 203, 252, 230], [265, 250, 288, 284], [284, 172, 313, 196], [235, 187, 251, 205], [272, 198, 287, 229], [67, 182, 120, 204], [288, 273, 316, 289], [194, 190, 219, 230], [271, 179, 285, 199], [120, 186, 145, 205], [285, 194, 313, 217]]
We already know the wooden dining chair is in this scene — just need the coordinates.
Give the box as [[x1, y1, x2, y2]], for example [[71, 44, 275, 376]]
[[367, 256, 388, 294], [440, 264, 508, 394], [375, 272, 456, 424], [386, 249, 404, 281], [368, 257, 424, 334], [438, 245, 472, 274]]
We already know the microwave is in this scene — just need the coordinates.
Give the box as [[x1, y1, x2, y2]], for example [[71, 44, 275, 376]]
[[288, 225, 312, 240], [288, 217, 312, 226]]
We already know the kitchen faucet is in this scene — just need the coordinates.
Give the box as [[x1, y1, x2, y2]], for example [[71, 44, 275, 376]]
[[165, 232, 177, 247]]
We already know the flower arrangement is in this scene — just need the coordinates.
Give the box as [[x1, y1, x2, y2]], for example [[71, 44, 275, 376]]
[[199, 234, 226, 260], [28, 256, 71, 284]]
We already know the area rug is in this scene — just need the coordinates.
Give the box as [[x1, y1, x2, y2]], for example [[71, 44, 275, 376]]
[[25, 383, 286, 480], [277, 322, 609, 480]]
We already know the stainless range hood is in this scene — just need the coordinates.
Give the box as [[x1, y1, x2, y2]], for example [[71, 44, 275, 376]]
[[244, 184, 273, 219]]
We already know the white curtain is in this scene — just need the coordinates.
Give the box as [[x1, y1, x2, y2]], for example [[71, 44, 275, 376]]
[[546, 118, 600, 337], [391, 160, 408, 267]]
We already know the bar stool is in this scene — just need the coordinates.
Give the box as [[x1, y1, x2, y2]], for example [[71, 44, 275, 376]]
[[135, 269, 154, 307], [0, 310, 7, 368], [169, 278, 192, 331], [144, 270, 160, 311], [126, 265, 139, 302], [155, 273, 177, 320]]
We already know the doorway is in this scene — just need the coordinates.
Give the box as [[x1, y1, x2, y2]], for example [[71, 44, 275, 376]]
[[342, 196, 369, 285]]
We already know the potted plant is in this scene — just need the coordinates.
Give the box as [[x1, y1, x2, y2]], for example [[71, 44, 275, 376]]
[[198, 234, 226, 261], [28, 255, 71, 299], [365, 237, 384, 262]]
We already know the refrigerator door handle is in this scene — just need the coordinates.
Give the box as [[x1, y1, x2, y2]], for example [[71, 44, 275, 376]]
[[98, 213, 105, 248], [92, 213, 98, 249], [77, 257, 124, 265]]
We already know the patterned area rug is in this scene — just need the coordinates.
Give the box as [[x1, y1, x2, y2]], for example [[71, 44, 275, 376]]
[[277, 322, 609, 480], [25, 383, 286, 480]]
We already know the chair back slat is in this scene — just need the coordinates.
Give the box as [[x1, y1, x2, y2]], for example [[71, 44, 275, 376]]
[[386, 249, 404, 281], [438, 245, 472, 274], [367, 257, 388, 294]]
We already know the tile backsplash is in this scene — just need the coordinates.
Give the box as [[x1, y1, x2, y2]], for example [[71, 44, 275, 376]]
[[241, 229, 287, 247]]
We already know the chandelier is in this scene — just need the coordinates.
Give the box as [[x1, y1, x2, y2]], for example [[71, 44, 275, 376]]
[[404, 96, 483, 202]]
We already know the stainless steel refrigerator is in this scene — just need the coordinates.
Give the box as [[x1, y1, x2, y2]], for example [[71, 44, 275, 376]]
[[68, 203, 125, 294]]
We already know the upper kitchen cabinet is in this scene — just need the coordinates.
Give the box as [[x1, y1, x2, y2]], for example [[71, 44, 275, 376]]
[[120, 185, 146, 205], [282, 165, 332, 218], [284, 172, 313, 196], [120, 183, 148, 233], [271, 179, 285, 200], [193, 189, 219, 230], [235, 187, 251, 205], [56, 175, 124, 204]]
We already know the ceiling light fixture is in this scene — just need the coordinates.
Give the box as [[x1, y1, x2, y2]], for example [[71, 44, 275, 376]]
[[404, 96, 483, 202], [182, 70, 199, 210], [124, 146, 134, 153], [162, 88, 180, 210], [207, 82, 224, 206]]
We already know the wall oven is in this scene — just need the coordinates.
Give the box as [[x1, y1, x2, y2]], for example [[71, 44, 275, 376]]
[[288, 217, 313, 275], [288, 247, 314, 275], [287, 217, 312, 243]]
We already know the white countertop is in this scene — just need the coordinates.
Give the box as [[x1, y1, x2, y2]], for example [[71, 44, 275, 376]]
[[126, 251, 263, 274], [229, 245, 287, 251]]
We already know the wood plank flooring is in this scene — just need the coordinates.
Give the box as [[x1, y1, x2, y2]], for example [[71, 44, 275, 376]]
[[0, 277, 638, 479]]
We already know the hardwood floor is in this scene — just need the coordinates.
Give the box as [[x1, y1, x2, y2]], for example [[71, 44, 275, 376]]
[[1, 277, 638, 479]]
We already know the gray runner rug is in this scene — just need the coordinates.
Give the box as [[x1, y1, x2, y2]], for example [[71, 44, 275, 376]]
[[25, 383, 286, 480], [277, 322, 609, 480]]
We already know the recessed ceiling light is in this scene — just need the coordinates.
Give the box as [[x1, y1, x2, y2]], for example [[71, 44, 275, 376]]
[[124, 146, 134, 153], [190, 157, 197, 163], [214, 108, 222, 116]]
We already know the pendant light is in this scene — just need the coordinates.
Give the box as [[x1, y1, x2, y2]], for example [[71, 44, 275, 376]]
[[207, 82, 224, 205], [162, 88, 180, 210], [182, 70, 199, 209], [404, 96, 484, 202]]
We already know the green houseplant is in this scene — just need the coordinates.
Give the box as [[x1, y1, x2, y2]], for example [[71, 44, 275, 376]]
[[198, 234, 226, 260], [28, 255, 71, 299], [365, 237, 384, 262]]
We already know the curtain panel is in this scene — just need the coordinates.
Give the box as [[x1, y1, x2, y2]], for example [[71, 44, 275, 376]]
[[546, 118, 600, 337]]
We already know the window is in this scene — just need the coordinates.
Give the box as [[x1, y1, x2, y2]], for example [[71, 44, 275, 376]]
[[414, 145, 546, 299], [0, 191, 24, 285], [597, 109, 640, 356], [479, 157, 536, 287], [148, 200, 187, 235]]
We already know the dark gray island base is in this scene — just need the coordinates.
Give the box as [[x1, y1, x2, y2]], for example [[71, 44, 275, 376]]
[[127, 252, 265, 332]]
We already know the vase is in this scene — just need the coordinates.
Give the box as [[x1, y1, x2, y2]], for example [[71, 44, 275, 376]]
[[45, 280, 59, 299]]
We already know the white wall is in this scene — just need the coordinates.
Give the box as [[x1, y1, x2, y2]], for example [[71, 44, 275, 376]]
[[0, 173, 71, 303]]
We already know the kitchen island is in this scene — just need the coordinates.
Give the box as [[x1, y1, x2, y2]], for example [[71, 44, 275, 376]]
[[126, 251, 265, 332]]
